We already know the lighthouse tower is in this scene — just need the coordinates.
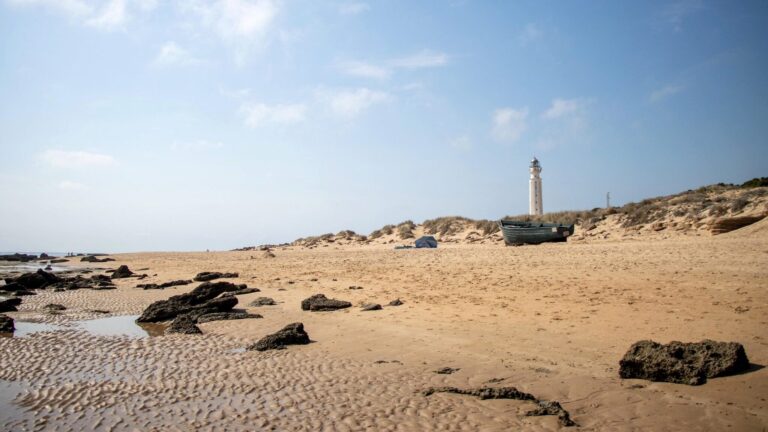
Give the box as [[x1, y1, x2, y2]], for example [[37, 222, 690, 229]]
[[529, 157, 543, 216]]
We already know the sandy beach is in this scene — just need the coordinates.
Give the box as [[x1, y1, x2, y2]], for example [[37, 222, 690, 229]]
[[1, 219, 766, 431]]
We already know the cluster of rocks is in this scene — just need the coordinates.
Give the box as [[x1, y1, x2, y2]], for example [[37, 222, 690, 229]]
[[618, 339, 750, 385], [80, 255, 116, 263], [193, 272, 239, 282], [2, 269, 119, 293], [0, 253, 39, 262], [422, 386, 575, 427]]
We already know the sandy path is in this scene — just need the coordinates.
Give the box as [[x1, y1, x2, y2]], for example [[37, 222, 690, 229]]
[[1, 232, 766, 430]]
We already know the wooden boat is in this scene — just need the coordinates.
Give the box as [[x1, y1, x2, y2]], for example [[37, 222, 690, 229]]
[[497, 220, 574, 245]]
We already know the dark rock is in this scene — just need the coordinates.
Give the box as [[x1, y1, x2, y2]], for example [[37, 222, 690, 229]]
[[230, 287, 260, 295], [1, 282, 27, 292], [165, 314, 202, 334], [193, 271, 239, 282], [0, 253, 37, 262], [49, 259, 69, 264], [0, 314, 14, 332], [196, 312, 262, 323], [348, 285, 363, 290], [618, 339, 750, 385], [361, 303, 382, 311], [435, 367, 460, 374], [111, 265, 134, 279], [525, 400, 576, 427], [0, 297, 22, 312], [137, 279, 193, 290], [388, 298, 404, 306], [300, 294, 351, 311], [247, 322, 310, 351], [44, 303, 67, 311], [249, 297, 277, 307], [88, 309, 110, 314], [80, 255, 115, 263], [38, 253, 50, 260], [2, 289, 35, 296], [14, 269, 60, 289], [136, 281, 240, 322]]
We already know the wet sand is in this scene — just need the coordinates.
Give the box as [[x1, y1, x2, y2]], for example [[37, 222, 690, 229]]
[[1, 227, 767, 431]]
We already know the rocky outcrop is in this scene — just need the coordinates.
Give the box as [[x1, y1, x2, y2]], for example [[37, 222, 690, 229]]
[[196, 312, 262, 323], [13, 269, 60, 289], [247, 322, 310, 351], [81, 255, 115, 263], [111, 265, 134, 279], [0, 297, 22, 312], [300, 294, 351, 311], [711, 215, 766, 235], [0, 253, 37, 262], [165, 314, 202, 334], [618, 340, 750, 385], [193, 272, 239, 282], [47, 274, 115, 291], [0, 314, 14, 332], [136, 279, 193, 290], [422, 386, 575, 427], [361, 303, 382, 311], [249, 297, 277, 307], [136, 281, 240, 322]]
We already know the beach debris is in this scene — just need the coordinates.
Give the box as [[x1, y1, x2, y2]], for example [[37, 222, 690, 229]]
[[111, 265, 135, 279], [165, 314, 202, 335], [388, 298, 404, 306], [44, 303, 67, 311], [136, 281, 241, 323], [422, 386, 575, 427], [0, 314, 14, 332], [196, 312, 262, 323], [249, 297, 277, 307], [348, 285, 363, 290], [361, 303, 382, 311], [247, 322, 310, 351], [0, 297, 22, 312], [80, 255, 115, 263], [434, 367, 460, 374], [619, 339, 750, 385], [136, 279, 193, 290], [193, 271, 239, 282], [301, 294, 352, 311]]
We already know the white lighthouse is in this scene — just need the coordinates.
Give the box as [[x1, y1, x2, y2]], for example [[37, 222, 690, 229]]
[[529, 157, 543, 216]]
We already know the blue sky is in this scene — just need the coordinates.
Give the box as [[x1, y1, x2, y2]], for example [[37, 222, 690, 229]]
[[1, 0, 766, 252]]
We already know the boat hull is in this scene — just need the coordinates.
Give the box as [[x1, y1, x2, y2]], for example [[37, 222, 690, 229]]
[[498, 220, 574, 245]]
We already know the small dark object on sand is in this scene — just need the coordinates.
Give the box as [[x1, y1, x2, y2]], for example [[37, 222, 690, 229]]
[[0, 314, 14, 332], [435, 367, 460, 374], [248, 322, 310, 351], [249, 297, 277, 307], [361, 303, 382, 311], [619, 339, 750, 385], [194, 272, 239, 282], [301, 294, 351, 311], [44, 303, 67, 311], [524, 400, 576, 427], [388, 299, 404, 306], [111, 265, 134, 279]]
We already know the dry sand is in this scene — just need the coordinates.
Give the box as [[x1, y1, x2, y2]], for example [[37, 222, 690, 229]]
[[1, 221, 767, 431]]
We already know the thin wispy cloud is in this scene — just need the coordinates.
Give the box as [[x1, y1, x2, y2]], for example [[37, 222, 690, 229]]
[[338, 50, 448, 80], [318, 88, 391, 118], [183, 0, 278, 42], [7, 0, 155, 31], [41, 150, 116, 168], [542, 98, 588, 119], [517, 22, 543, 46], [240, 102, 307, 128], [338, 2, 369, 15], [649, 84, 684, 102], [492, 107, 528, 142], [661, 0, 703, 32], [85, 0, 127, 30], [153, 41, 201, 67]]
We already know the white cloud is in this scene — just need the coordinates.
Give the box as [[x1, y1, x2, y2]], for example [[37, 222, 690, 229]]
[[449, 135, 472, 151], [492, 108, 528, 142], [649, 84, 684, 102], [542, 98, 588, 119], [85, 0, 127, 30], [338, 2, 369, 15], [240, 102, 307, 128], [154, 41, 201, 67], [41, 150, 116, 168], [337, 61, 391, 79], [517, 23, 543, 46], [185, 0, 278, 42], [58, 180, 87, 190], [319, 88, 391, 118], [389, 50, 448, 69], [662, 0, 703, 32], [171, 140, 224, 151]]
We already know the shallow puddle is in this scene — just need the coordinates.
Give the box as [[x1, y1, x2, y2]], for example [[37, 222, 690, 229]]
[[77, 315, 167, 337], [1, 321, 67, 337]]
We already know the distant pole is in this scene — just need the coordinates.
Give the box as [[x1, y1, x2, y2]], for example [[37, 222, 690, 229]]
[[606, 192, 611, 209]]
